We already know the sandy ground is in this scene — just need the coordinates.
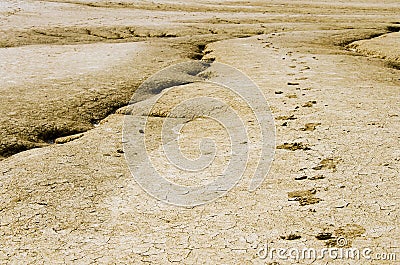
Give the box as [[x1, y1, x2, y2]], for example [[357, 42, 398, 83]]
[[0, 0, 399, 264]]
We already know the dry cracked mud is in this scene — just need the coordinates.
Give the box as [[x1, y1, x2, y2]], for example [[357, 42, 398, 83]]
[[0, 0, 399, 264]]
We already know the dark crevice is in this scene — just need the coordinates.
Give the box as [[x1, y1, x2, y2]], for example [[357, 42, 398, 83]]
[[0, 142, 38, 158], [0, 41, 216, 160], [129, 60, 211, 104], [387, 25, 400, 33], [337, 24, 400, 48], [36, 127, 85, 144], [188, 43, 207, 60], [385, 61, 400, 70], [338, 32, 386, 47], [342, 25, 400, 71], [188, 43, 216, 63], [89, 100, 131, 125]]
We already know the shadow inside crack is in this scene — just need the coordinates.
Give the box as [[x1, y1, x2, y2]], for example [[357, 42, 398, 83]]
[[129, 60, 211, 104]]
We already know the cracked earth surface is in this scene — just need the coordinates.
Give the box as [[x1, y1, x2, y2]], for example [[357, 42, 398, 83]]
[[0, 0, 399, 264]]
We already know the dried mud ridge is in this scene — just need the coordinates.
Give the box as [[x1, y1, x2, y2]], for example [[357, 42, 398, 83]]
[[126, 61, 211, 105], [344, 25, 400, 69], [1, 0, 399, 162], [0, 26, 217, 48], [1, 23, 399, 161], [0, 39, 214, 160], [338, 24, 400, 47]]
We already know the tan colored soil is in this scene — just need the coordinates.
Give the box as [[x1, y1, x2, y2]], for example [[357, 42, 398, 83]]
[[0, 0, 399, 264]]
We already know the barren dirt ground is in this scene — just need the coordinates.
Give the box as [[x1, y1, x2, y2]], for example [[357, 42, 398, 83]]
[[0, 0, 399, 264]]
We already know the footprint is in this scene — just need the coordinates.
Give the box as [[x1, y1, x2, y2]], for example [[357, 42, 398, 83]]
[[277, 142, 311, 151], [313, 158, 339, 171], [302, 100, 317, 107], [295, 77, 308, 80], [288, 189, 321, 206], [276, 115, 297, 120], [300, 122, 321, 131], [280, 234, 301, 240]]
